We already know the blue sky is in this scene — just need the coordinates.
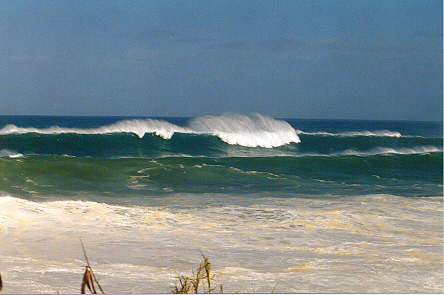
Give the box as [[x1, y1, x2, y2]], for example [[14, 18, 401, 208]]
[[0, 0, 442, 120]]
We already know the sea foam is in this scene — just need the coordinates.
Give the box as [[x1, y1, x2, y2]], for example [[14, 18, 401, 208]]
[[298, 130, 402, 137], [189, 113, 301, 148], [342, 145, 442, 156], [0, 149, 23, 158], [0, 119, 191, 139]]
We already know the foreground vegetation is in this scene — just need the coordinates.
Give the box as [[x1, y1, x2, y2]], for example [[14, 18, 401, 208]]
[[0, 240, 223, 294], [78, 239, 225, 294], [80, 242, 220, 294]]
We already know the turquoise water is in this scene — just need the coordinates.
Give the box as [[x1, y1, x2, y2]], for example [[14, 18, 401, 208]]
[[0, 114, 442, 293]]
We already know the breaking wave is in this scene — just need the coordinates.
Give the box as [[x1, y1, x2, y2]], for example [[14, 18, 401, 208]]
[[189, 113, 301, 148], [0, 113, 300, 148], [0, 149, 23, 158], [0, 114, 441, 158], [0, 118, 190, 140]]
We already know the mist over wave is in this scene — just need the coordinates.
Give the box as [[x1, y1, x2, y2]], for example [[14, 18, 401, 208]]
[[189, 113, 300, 148]]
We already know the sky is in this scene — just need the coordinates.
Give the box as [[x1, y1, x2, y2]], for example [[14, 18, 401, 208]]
[[0, 0, 442, 121]]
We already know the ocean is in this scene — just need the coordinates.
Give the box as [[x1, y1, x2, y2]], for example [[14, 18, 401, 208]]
[[0, 113, 442, 293]]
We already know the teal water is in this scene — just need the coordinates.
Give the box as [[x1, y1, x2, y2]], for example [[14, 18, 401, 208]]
[[0, 114, 442, 293], [1, 114, 442, 200]]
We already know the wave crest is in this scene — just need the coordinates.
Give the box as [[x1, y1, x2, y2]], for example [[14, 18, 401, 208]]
[[95, 119, 190, 139], [0, 119, 191, 139], [189, 113, 301, 148], [0, 114, 301, 148]]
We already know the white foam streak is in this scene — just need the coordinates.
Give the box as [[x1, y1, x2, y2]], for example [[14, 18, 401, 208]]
[[189, 113, 301, 148], [343, 146, 442, 156], [0, 149, 23, 158], [299, 130, 402, 137]]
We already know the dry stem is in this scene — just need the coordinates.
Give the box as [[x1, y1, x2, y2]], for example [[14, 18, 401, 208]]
[[173, 252, 221, 294], [80, 239, 104, 294]]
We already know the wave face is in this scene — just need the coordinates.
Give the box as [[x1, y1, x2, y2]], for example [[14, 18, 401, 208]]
[[0, 114, 300, 155], [1, 152, 441, 199]]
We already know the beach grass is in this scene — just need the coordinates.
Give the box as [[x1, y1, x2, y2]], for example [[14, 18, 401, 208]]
[[78, 240, 221, 294], [172, 251, 222, 294], [80, 239, 104, 294]]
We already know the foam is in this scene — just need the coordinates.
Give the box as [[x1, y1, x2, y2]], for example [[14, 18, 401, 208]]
[[189, 113, 301, 148], [298, 130, 402, 137], [95, 119, 191, 139], [343, 145, 442, 156], [1, 194, 442, 293], [0, 148, 23, 158], [0, 119, 191, 139]]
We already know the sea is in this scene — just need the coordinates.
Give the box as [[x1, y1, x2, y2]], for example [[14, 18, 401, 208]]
[[0, 113, 442, 294]]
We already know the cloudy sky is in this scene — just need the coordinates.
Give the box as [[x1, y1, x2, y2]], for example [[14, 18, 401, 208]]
[[0, 0, 442, 120]]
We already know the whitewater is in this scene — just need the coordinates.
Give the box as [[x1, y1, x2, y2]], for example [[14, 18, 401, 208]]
[[0, 114, 442, 293]]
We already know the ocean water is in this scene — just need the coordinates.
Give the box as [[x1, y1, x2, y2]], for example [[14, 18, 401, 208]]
[[0, 113, 442, 294]]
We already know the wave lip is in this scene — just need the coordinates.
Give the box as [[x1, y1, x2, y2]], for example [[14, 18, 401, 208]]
[[94, 119, 191, 139], [189, 113, 301, 148]]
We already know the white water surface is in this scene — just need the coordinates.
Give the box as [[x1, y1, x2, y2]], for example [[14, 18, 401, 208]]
[[0, 194, 442, 294]]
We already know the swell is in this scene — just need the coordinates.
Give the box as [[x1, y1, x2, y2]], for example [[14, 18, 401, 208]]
[[295, 132, 442, 156], [0, 114, 441, 158], [1, 152, 442, 199], [0, 131, 441, 158], [0, 132, 241, 158]]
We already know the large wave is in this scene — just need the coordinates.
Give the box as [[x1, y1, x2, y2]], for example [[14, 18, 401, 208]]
[[189, 113, 301, 148], [1, 114, 442, 158], [0, 113, 301, 148]]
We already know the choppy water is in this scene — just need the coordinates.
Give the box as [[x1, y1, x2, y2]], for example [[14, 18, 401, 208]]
[[0, 114, 442, 293]]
